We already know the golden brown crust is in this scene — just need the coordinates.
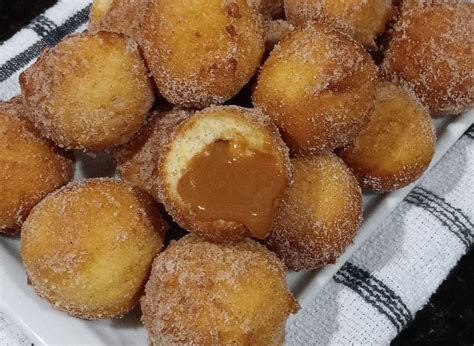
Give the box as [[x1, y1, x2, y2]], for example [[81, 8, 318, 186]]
[[20, 178, 166, 319], [115, 108, 192, 202], [157, 105, 291, 243], [141, 234, 299, 345], [0, 99, 74, 233], [253, 22, 378, 156], [383, 4, 474, 115], [284, 0, 395, 49], [20, 31, 155, 151], [339, 82, 436, 192], [140, 0, 265, 108], [266, 155, 362, 271]]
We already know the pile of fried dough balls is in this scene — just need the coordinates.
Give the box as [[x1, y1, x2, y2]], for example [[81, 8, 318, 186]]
[[1, 0, 472, 344]]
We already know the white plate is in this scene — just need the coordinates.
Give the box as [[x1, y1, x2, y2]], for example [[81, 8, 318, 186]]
[[1, 110, 473, 345]]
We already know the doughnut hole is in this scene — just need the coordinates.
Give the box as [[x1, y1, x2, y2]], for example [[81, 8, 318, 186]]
[[267, 155, 362, 271], [20, 31, 155, 151], [339, 82, 436, 192], [21, 179, 166, 319]]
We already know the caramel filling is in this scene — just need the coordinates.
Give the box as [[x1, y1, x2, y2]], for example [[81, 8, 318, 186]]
[[177, 139, 288, 239]]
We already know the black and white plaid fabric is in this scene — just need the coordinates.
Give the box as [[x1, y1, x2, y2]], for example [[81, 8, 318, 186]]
[[0, 1, 472, 345], [0, 0, 91, 100]]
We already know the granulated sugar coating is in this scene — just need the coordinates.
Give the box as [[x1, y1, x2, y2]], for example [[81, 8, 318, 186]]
[[88, 0, 150, 41], [400, 0, 469, 12], [339, 82, 436, 192], [140, 0, 265, 108], [253, 22, 378, 156], [266, 155, 362, 271], [263, 19, 294, 52], [0, 98, 74, 234], [20, 178, 166, 319], [284, 0, 395, 49], [250, 0, 284, 19], [141, 234, 299, 345], [20, 31, 155, 152], [156, 105, 292, 243], [114, 108, 192, 203], [383, 3, 474, 116]]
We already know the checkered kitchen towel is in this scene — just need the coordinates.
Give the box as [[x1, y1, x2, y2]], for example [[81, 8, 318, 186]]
[[0, 1, 473, 345], [0, 0, 91, 100]]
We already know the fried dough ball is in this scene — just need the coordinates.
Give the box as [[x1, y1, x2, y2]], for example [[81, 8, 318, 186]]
[[339, 82, 436, 192], [0, 99, 73, 234], [267, 155, 362, 271], [383, 4, 474, 115], [114, 108, 191, 202], [20, 31, 155, 151], [157, 106, 291, 242], [141, 0, 265, 108], [141, 234, 299, 345], [251, 0, 285, 19], [264, 19, 294, 52], [88, 0, 149, 39], [253, 23, 378, 155], [284, 0, 395, 48], [21, 179, 166, 319]]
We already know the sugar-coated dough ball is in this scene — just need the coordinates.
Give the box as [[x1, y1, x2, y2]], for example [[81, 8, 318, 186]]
[[156, 106, 291, 242], [253, 23, 378, 155], [0, 99, 73, 234], [20, 31, 155, 151], [267, 155, 362, 271], [21, 179, 166, 319], [339, 82, 436, 192], [141, 0, 265, 108], [383, 3, 473, 115], [284, 0, 395, 48], [141, 234, 299, 345]]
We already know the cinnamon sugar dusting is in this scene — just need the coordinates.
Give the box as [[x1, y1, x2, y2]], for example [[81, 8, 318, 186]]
[[267, 155, 362, 271], [383, 3, 473, 115], [141, 235, 298, 344]]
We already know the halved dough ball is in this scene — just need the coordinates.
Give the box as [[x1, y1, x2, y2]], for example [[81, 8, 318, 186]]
[[88, 0, 149, 40], [141, 0, 265, 108], [141, 234, 299, 345], [157, 106, 291, 242], [0, 99, 73, 234], [21, 179, 166, 319], [20, 31, 155, 151], [383, 3, 473, 115], [267, 155, 362, 271], [284, 0, 395, 48], [114, 108, 191, 202], [339, 82, 436, 192], [253, 23, 378, 155]]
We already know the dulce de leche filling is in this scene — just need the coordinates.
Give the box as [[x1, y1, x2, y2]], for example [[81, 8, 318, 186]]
[[177, 139, 288, 239]]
